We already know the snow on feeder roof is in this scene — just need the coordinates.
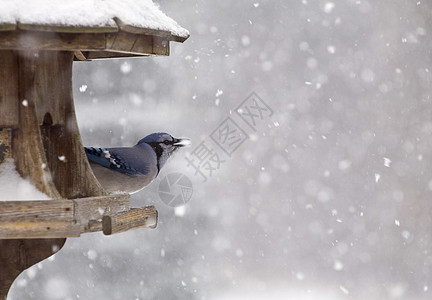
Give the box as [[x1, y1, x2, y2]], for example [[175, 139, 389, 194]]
[[0, 0, 189, 59]]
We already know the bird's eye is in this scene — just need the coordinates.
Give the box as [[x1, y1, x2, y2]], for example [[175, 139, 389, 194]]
[[163, 140, 171, 145]]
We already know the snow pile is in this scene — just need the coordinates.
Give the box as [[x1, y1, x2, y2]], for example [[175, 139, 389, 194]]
[[0, 0, 189, 39], [0, 158, 50, 201]]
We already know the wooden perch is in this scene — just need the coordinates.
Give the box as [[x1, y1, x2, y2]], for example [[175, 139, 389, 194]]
[[0, 195, 158, 239], [102, 206, 158, 235]]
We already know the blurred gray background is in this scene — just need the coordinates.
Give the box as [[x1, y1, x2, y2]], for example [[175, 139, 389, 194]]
[[9, 0, 432, 299]]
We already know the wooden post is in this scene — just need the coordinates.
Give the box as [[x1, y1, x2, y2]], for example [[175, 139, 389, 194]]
[[18, 50, 106, 199], [0, 49, 106, 299]]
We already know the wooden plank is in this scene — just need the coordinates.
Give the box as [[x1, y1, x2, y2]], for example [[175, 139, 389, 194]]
[[107, 30, 137, 53], [153, 36, 170, 56], [0, 48, 68, 300], [0, 23, 16, 32], [11, 100, 61, 199], [82, 51, 148, 60], [105, 32, 116, 49], [0, 220, 81, 239], [0, 31, 174, 56], [13, 50, 61, 198], [131, 35, 153, 55], [0, 195, 130, 237], [106, 31, 169, 56], [74, 50, 87, 61], [13, 50, 106, 199], [32, 51, 107, 198], [108, 32, 170, 56], [102, 206, 157, 235], [24, 50, 67, 126], [0, 200, 73, 221], [18, 22, 118, 33], [0, 200, 78, 239], [0, 31, 106, 51], [0, 50, 19, 127]]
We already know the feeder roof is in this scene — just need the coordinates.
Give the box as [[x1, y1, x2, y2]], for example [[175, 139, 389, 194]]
[[0, 0, 189, 59]]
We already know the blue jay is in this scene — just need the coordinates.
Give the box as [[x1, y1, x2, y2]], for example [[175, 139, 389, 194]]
[[85, 132, 190, 194]]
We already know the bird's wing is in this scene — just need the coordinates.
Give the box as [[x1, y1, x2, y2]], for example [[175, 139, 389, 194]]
[[84, 147, 149, 176]]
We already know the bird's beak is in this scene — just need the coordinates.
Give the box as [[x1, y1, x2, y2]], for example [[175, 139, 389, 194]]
[[173, 138, 191, 147]]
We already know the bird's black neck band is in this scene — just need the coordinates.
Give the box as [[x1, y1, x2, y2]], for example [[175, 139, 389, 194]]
[[148, 142, 163, 174]]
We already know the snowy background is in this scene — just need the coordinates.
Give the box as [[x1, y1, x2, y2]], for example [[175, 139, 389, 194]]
[[8, 0, 432, 299]]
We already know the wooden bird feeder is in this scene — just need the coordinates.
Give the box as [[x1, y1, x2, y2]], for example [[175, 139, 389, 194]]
[[0, 1, 188, 298]]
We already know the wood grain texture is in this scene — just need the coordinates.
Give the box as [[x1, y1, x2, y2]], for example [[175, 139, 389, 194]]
[[73, 194, 130, 233], [11, 100, 61, 199], [107, 30, 137, 53], [0, 50, 18, 127], [10, 50, 107, 199], [0, 23, 16, 32], [0, 221, 81, 239], [103, 206, 158, 235], [131, 35, 153, 55], [0, 18, 187, 42], [0, 200, 73, 221], [153, 36, 170, 56], [1, 49, 66, 300], [0, 128, 11, 163], [1, 49, 106, 298], [30, 51, 106, 198], [0, 195, 130, 238], [18, 22, 118, 33], [0, 200, 78, 239], [0, 31, 106, 51], [101, 31, 169, 57], [0, 31, 172, 58], [74, 50, 87, 61]]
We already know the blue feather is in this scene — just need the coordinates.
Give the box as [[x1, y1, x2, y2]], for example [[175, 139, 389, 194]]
[[84, 147, 139, 176]]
